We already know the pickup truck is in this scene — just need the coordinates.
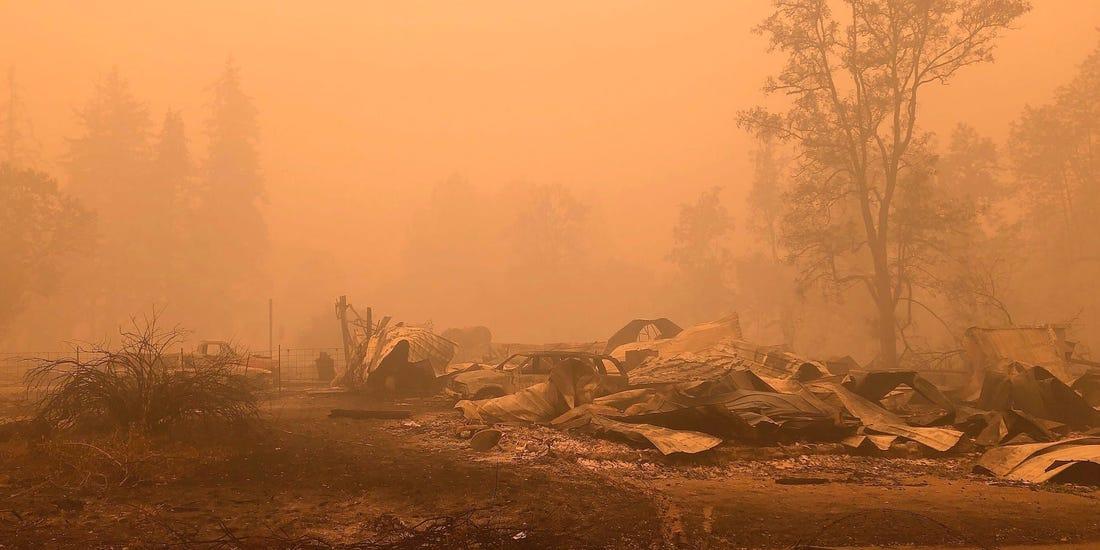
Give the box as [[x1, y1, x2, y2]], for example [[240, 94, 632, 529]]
[[181, 340, 276, 387], [446, 350, 628, 400]]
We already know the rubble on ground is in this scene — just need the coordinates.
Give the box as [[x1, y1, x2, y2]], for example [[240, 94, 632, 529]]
[[442, 316, 1100, 485]]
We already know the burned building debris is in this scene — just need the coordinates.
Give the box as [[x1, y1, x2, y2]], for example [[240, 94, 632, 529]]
[[332, 296, 457, 394], [602, 318, 683, 356], [8, 2, 1100, 545], [440, 326, 494, 363], [321, 305, 1100, 484], [976, 437, 1100, 483], [440, 316, 1100, 484]]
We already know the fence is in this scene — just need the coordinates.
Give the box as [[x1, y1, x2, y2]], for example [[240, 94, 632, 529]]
[[0, 351, 101, 383], [277, 347, 346, 382], [0, 347, 347, 385]]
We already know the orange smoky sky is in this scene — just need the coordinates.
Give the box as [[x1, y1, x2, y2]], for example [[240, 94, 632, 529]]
[[2, 1, 1099, 343]]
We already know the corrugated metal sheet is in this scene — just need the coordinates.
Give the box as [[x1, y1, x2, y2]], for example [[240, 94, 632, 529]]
[[372, 325, 456, 374], [610, 314, 743, 360], [626, 340, 824, 385], [964, 326, 1075, 381]]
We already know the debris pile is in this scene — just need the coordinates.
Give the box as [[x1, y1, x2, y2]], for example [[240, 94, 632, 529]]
[[332, 296, 456, 394], [624, 341, 827, 385], [447, 316, 1100, 485], [458, 360, 966, 455], [963, 325, 1081, 381], [609, 314, 742, 367]]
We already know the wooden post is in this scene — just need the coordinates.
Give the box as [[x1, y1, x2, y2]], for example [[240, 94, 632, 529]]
[[336, 296, 353, 366], [268, 298, 274, 363]]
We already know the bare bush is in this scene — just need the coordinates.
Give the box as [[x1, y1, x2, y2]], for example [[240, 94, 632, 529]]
[[25, 316, 259, 434]]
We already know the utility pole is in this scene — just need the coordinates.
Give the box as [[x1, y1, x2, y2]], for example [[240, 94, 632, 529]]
[[269, 297, 278, 390], [336, 295, 352, 365], [4, 66, 15, 164], [268, 298, 273, 359]]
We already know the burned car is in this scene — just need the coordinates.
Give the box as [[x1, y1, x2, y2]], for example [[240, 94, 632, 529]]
[[447, 351, 628, 400], [178, 340, 276, 389]]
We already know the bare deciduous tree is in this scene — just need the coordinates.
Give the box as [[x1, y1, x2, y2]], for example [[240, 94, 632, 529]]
[[739, 0, 1028, 368]]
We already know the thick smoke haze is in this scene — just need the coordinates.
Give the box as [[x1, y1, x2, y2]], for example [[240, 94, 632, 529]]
[[3, 1, 1100, 363]]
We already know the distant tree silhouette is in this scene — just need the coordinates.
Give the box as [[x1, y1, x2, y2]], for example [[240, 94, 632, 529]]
[[195, 58, 268, 332], [153, 110, 198, 306], [0, 164, 93, 330], [66, 67, 155, 334], [747, 134, 786, 262], [1006, 38, 1100, 339], [154, 110, 193, 214], [940, 124, 1004, 215], [396, 174, 498, 324], [204, 59, 264, 216], [669, 186, 733, 320], [403, 173, 489, 280], [1, 67, 41, 168], [509, 183, 587, 267], [933, 124, 1019, 329], [1010, 42, 1100, 265], [67, 68, 151, 212]]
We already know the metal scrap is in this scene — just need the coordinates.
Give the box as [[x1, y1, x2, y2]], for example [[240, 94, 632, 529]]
[[603, 318, 683, 355], [331, 296, 456, 393], [964, 325, 1081, 382], [609, 315, 743, 361], [976, 437, 1100, 483]]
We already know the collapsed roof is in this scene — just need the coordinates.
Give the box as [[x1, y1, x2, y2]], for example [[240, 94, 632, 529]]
[[609, 314, 743, 362], [332, 297, 456, 393], [963, 325, 1079, 382], [602, 318, 683, 355], [454, 316, 1100, 470]]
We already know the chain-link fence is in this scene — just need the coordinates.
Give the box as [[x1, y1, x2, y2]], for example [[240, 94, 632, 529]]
[[0, 350, 101, 382], [277, 347, 345, 382]]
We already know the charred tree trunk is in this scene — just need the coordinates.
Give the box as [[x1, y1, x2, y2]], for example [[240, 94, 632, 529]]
[[871, 240, 898, 370]]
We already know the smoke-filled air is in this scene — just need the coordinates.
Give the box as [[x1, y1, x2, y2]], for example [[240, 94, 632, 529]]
[[3, 2, 1100, 548]]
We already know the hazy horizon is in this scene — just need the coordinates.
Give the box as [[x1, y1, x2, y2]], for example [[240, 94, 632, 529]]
[[4, 1, 1100, 355]]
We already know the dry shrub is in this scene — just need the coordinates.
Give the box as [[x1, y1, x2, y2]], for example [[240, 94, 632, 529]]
[[34, 439, 148, 491], [25, 316, 259, 434]]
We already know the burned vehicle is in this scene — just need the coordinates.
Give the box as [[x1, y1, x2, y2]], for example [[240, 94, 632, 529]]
[[179, 340, 276, 388], [447, 351, 628, 400]]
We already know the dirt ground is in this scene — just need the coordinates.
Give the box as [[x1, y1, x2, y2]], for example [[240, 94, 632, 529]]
[[1, 385, 1098, 549]]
